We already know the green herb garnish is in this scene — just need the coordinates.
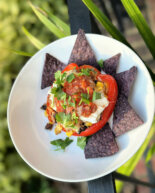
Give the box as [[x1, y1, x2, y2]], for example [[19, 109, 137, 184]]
[[50, 137, 73, 151], [87, 88, 90, 96], [68, 96, 76, 107], [77, 137, 87, 150], [51, 86, 66, 100], [55, 71, 67, 85], [55, 112, 75, 128], [72, 112, 79, 123], [98, 59, 104, 68], [81, 68, 90, 76], [62, 104, 67, 109], [66, 73, 75, 83], [78, 68, 90, 76], [92, 91, 101, 101], [78, 98, 83, 106], [81, 93, 90, 104]]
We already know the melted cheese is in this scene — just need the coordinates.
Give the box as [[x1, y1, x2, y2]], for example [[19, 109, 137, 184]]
[[77, 94, 109, 124]]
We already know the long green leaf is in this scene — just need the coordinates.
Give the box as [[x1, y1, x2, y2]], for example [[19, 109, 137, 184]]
[[145, 143, 155, 163], [41, 8, 70, 36], [10, 49, 34, 57], [22, 26, 45, 50], [121, 0, 155, 59], [82, 0, 155, 83], [82, 0, 131, 47], [116, 118, 155, 192], [29, 2, 66, 38]]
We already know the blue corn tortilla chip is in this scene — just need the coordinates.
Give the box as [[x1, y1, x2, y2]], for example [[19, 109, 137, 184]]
[[68, 29, 99, 69], [114, 66, 137, 98], [113, 95, 143, 137], [41, 53, 66, 89], [84, 123, 119, 159], [103, 53, 121, 76]]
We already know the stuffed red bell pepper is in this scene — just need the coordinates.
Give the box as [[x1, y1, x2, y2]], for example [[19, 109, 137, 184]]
[[46, 63, 118, 137]]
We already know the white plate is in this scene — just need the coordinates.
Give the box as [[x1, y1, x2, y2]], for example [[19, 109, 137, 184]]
[[7, 34, 154, 182]]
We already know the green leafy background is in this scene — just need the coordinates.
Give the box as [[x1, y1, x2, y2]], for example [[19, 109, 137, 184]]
[[0, 1, 68, 192], [0, 0, 154, 192]]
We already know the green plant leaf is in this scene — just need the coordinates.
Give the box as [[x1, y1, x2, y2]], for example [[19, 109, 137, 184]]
[[82, 0, 131, 47], [10, 49, 34, 57], [121, 0, 155, 59], [50, 137, 73, 151], [82, 0, 155, 84], [77, 137, 87, 150], [22, 26, 45, 50], [40, 8, 70, 36], [116, 117, 155, 192], [29, 2, 66, 38], [145, 143, 155, 163]]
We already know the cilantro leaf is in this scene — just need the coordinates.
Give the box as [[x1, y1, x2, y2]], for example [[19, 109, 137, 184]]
[[68, 96, 76, 107], [51, 86, 57, 94], [81, 68, 90, 76], [77, 137, 87, 150], [51, 137, 73, 151], [72, 112, 79, 123], [55, 112, 75, 128], [92, 91, 101, 101], [55, 70, 61, 80], [51, 85, 67, 101], [78, 98, 83, 106], [66, 73, 75, 83], [55, 71, 67, 85], [98, 59, 104, 68], [81, 93, 90, 104], [81, 93, 89, 99]]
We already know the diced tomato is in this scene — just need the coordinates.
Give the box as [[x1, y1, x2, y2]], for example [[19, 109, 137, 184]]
[[62, 63, 79, 73], [66, 106, 74, 114], [55, 98, 64, 112], [81, 103, 97, 117], [72, 94, 80, 102]]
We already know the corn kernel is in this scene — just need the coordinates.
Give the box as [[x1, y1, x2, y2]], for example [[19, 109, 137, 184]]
[[85, 122, 92, 127], [66, 130, 73, 137], [55, 124, 63, 135], [96, 81, 104, 91], [44, 110, 48, 117]]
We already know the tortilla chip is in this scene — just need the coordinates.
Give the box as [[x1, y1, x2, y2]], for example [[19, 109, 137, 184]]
[[68, 29, 99, 69], [114, 66, 137, 98], [84, 123, 119, 159], [103, 53, 121, 76], [113, 95, 143, 137], [41, 53, 66, 89]]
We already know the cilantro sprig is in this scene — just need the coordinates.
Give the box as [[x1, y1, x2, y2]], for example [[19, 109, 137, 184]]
[[55, 112, 78, 129], [92, 91, 101, 101], [55, 71, 67, 86], [68, 96, 76, 107], [50, 137, 73, 151], [77, 137, 87, 149], [98, 59, 104, 68], [66, 73, 75, 83], [72, 112, 79, 124], [79, 93, 90, 105], [51, 86, 66, 100]]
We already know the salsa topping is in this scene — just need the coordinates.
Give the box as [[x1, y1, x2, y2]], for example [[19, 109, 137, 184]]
[[46, 64, 113, 136]]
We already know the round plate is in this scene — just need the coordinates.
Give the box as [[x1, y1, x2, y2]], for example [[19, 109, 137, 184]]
[[7, 34, 154, 182]]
